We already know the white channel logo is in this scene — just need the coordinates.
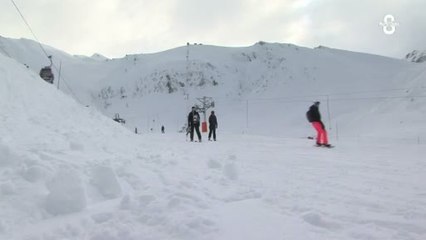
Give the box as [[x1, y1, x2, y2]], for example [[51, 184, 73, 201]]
[[379, 15, 399, 35]]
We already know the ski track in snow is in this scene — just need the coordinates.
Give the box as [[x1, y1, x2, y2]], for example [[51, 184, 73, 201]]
[[2, 129, 426, 240]]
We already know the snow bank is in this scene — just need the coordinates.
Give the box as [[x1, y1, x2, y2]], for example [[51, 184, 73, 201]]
[[45, 169, 87, 215], [91, 165, 122, 199], [0, 53, 136, 237]]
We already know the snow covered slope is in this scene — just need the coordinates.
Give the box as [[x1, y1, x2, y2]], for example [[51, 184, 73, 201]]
[[1, 35, 426, 141], [1, 53, 426, 240], [0, 53, 139, 234]]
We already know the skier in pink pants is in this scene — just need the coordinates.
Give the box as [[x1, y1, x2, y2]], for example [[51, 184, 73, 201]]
[[306, 101, 331, 147]]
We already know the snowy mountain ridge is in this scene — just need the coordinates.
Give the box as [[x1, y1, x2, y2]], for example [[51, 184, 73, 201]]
[[1, 35, 426, 139]]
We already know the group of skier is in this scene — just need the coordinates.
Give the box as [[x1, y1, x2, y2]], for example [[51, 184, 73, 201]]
[[187, 106, 218, 142], [186, 101, 331, 147]]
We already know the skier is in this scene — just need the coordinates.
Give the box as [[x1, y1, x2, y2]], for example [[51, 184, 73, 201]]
[[208, 111, 218, 141], [161, 125, 165, 134], [187, 106, 202, 142], [306, 101, 331, 147]]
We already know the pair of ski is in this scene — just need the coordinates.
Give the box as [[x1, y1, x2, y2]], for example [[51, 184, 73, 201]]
[[315, 144, 334, 148], [307, 137, 334, 148]]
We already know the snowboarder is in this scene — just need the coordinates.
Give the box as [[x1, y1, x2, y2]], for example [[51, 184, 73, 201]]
[[306, 101, 331, 147], [161, 125, 165, 134], [187, 106, 202, 142], [208, 111, 218, 141]]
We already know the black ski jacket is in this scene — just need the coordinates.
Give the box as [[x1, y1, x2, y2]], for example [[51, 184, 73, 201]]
[[209, 114, 218, 129], [306, 105, 321, 122], [188, 111, 201, 126]]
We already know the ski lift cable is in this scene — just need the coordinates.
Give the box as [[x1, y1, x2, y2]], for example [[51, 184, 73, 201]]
[[245, 95, 426, 104], [10, 0, 50, 59], [0, 44, 12, 58], [10, 0, 85, 105], [212, 93, 426, 106], [53, 71, 84, 104], [245, 88, 411, 102], [206, 87, 411, 104]]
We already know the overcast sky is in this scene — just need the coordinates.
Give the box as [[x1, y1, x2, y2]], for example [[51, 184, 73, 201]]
[[1, 0, 425, 58]]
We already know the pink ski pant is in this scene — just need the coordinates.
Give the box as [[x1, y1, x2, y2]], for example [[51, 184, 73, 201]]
[[312, 122, 328, 144]]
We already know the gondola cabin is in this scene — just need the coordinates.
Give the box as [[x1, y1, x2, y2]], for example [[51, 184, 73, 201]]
[[39, 66, 54, 84], [40, 55, 54, 84]]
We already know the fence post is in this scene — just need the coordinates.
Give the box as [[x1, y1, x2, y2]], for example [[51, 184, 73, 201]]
[[326, 95, 331, 131], [335, 121, 339, 141]]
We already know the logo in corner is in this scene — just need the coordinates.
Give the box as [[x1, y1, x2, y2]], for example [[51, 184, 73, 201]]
[[379, 14, 399, 35]]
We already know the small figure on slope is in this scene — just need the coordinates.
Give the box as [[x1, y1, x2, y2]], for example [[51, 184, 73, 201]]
[[208, 111, 218, 141], [187, 106, 202, 142], [306, 101, 332, 148]]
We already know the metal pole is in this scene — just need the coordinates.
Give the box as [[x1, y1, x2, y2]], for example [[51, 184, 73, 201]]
[[335, 121, 339, 141], [246, 99, 249, 130], [326, 95, 331, 130], [185, 43, 190, 110], [186, 42, 189, 82], [57, 61, 62, 90]]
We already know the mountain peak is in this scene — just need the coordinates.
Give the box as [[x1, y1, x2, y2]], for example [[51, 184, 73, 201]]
[[91, 53, 109, 61]]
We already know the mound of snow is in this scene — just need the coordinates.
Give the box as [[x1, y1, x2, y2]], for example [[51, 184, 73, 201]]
[[45, 169, 87, 215]]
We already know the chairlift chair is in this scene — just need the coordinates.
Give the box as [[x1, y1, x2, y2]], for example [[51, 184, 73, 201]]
[[113, 113, 126, 124]]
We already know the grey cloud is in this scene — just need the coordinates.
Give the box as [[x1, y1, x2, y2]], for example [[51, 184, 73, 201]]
[[303, 0, 426, 57], [170, 0, 246, 34], [1, 0, 425, 58]]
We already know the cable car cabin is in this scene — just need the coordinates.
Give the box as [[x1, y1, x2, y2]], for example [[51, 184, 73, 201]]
[[39, 66, 54, 84]]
